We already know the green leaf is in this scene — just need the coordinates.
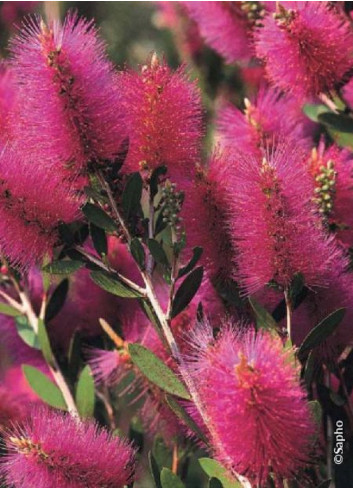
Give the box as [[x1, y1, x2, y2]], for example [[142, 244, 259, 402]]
[[171, 266, 203, 318], [22, 365, 67, 410], [90, 223, 107, 257], [318, 112, 353, 133], [309, 400, 322, 426], [150, 165, 167, 199], [76, 365, 95, 418], [298, 308, 346, 358], [327, 129, 353, 150], [128, 343, 191, 400], [0, 301, 21, 317], [147, 239, 169, 268], [160, 468, 185, 488], [90, 271, 143, 298], [209, 478, 223, 488], [45, 279, 69, 322], [199, 459, 241, 488], [38, 318, 55, 367], [303, 104, 329, 122], [304, 351, 316, 387], [82, 203, 118, 233], [43, 260, 83, 275], [130, 238, 145, 269], [149, 451, 162, 488], [122, 172, 143, 219], [15, 316, 40, 349], [249, 297, 278, 332], [166, 395, 208, 444], [177, 247, 203, 278]]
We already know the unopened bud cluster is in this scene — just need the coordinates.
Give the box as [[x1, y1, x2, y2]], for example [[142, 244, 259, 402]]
[[313, 159, 336, 217], [160, 182, 184, 230]]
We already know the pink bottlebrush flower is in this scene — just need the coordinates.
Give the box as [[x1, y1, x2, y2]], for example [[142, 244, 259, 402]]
[[0, 62, 16, 145], [0, 149, 79, 269], [342, 76, 353, 109], [185, 321, 315, 486], [228, 145, 343, 295], [9, 13, 126, 180], [0, 407, 136, 488], [117, 54, 202, 178], [255, 2, 353, 99], [181, 153, 236, 284], [183, 1, 257, 63], [308, 143, 353, 248], [217, 86, 316, 157]]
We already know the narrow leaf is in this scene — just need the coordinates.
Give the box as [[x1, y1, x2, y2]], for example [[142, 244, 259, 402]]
[[160, 468, 185, 488], [37, 318, 55, 367], [90, 271, 143, 298], [209, 478, 223, 488], [45, 279, 69, 322], [148, 239, 169, 268], [15, 316, 40, 349], [178, 247, 203, 278], [82, 203, 117, 233], [298, 308, 346, 358], [22, 365, 67, 410], [318, 112, 353, 133], [129, 343, 190, 400], [172, 266, 203, 318], [122, 172, 143, 219], [199, 458, 241, 489], [43, 260, 83, 275], [150, 166, 167, 199], [149, 451, 162, 488], [76, 365, 95, 418], [0, 302, 21, 317], [166, 395, 207, 444], [90, 223, 107, 256], [130, 238, 145, 269], [303, 104, 329, 122], [249, 297, 278, 332]]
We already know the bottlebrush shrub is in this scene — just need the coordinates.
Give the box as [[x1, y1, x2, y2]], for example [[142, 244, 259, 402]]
[[117, 54, 202, 178], [0, 149, 79, 269], [0, 408, 136, 488], [9, 13, 126, 180], [227, 145, 343, 295], [185, 322, 315, 486], [217, 86, 316, 157], [0, 62, 16, 144], [255, 2, 353, 99]]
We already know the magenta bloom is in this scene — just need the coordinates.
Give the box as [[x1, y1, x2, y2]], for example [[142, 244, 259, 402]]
[[117, 55, 202, 177], [0, 149, 79, 268], [181, 154, 236, 283], [0, 62, 16, 145], [255, 2, 353, 98], [308, 142, 353, 248], [0, 385, 28, 428], [217, 86, 315, 156], [0, 408, 136, 488], [183, 1, 255, 63], [10, 13, 126, 179], [185, 322, 314, 485], [228, 145, 343, 295]]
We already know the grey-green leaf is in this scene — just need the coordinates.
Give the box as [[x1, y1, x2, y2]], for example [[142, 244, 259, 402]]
[[82, 202, 118, 233], [148, 239, 169, 268], [160, 468, 185, 488], [0, 302, 21, 317], [76, 365, 95, 418], [45, 279, 69, 323], [298, 308, 346, 358], [38, 318, 55, 368], [303, 104, 329, 122], [130, 238, 145, 269], [22, 365, 67, 410], [122, 172, 143, 219], [166, 395, 208, 444], [172, 266, 203, 318], [177, 247, 203, 278], [249, 297, 278, 332], [90, 223, 108, 256], [43, 260, 83, 275], [15, 316, 40, 349], [199, 459, 242, 488], [90, 271, 143, 298], [318, 112, 353, 133], [128, 343, 190, 400]]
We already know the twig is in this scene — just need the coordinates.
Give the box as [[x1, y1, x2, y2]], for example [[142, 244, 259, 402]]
[[0, 289, 23, 312], [284, 289, 292, 341]]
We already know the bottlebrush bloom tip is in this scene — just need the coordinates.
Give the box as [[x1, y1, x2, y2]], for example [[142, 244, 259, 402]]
[[117, 54, 203, 177], [255, 2, 353, 98], [0, 407, 136, 488], [185, 321, 315, 486]]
